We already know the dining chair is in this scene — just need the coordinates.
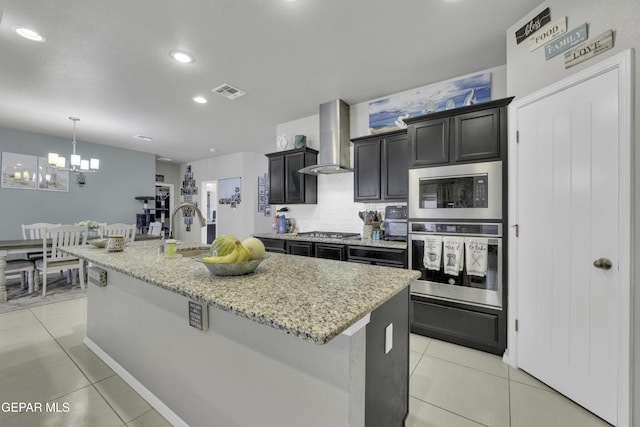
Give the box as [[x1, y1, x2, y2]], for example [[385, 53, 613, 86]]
[[101, 223, 137, 241], [5, 260, 35, 294], [147, 221, 163, 237], [34, 225, 87, 296], [21, 222, 62, 240]]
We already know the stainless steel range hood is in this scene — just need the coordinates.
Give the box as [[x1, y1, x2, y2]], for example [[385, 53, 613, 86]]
[[298, 99, 352, 175]]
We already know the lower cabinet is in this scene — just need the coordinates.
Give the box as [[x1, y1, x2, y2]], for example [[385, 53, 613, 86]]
[[347, 246, 407, 268], [256, 237, 286, 254], [410, 294, 506, 355], [256, 237, 408, 268], [286, 240, 314, 257], [315, 243, 347, 261]]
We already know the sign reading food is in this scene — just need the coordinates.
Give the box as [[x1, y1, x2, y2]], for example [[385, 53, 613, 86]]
[[529, 17, 567, 52]]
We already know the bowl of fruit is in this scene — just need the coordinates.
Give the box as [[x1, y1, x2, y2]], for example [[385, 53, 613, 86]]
[[195, 235, 266, 276]]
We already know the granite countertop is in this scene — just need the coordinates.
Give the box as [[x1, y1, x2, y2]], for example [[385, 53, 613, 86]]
[[64, 241, 419, 344], [252, 233, 407, 249]]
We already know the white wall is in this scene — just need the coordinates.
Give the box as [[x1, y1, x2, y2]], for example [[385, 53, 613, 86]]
[[175, 152, 271, 243], [506, 0, 639, 422], [273, 66, 508, 234]]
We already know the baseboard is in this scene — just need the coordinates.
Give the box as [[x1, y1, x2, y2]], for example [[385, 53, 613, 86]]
[[83, 337, 188, 427]]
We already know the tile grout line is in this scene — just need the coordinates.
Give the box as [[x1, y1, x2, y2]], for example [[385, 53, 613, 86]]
[[28, 302, 128, 426], [410, 395, 490, 427], [419, 352, 510, 381]]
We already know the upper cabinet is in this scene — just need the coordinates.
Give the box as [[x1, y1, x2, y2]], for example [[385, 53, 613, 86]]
[[266, 147, 318, 204], [404, 97, 514, 167], [352, 130, 408, 202]]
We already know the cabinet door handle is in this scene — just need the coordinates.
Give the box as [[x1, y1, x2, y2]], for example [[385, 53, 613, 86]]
[[593, 258, 612, 270]]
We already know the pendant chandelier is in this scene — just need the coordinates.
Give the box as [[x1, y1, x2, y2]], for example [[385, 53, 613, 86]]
[[48, 117, 100, 173]]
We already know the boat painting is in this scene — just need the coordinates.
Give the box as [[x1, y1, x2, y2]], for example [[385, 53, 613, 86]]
[[368, 72, 491, 134]]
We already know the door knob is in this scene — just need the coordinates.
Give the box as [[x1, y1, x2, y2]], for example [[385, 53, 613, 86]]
[[593, 258, 612, 270]]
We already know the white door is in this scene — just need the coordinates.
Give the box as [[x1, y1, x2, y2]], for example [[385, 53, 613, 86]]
[[510, 51, 632, 426]]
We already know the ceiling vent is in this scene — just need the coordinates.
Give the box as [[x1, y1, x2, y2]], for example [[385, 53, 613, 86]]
[[212, 83, 246, 100]]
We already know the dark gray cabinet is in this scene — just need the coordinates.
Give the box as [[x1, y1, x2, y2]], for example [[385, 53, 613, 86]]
[[255, 237, 286, 254], [411, 294, 505, 355], [315, 243, 347, 261], [352, 130, 408, 202], [286, 240, 314, 257], [347, 245, 407, 268], [266, 147, 318, 204], [404, 97, 513, 167]]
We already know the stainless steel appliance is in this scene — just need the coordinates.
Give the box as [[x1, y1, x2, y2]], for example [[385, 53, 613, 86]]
[[408, 161, 502, 220], [409, 222, 502, 308], [383, 205, 407, 241]]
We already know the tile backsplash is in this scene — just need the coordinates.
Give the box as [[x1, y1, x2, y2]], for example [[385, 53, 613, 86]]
[[272, 173, 404, 235]]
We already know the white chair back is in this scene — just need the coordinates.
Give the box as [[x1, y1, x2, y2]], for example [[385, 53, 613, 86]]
[[22, 223, 62, 240], [46, 225, 88, 260], [148, 221, 163, 236], [101, 223, 137, 241]]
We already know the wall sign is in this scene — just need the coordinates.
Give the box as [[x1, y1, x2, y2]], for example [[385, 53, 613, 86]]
[[564, 30, 614, 69], [544, 23, 588, 60], [529, 17, 567, 52], [515, 7, 551, 44]]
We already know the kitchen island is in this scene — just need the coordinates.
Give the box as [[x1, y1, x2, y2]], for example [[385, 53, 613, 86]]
[[64, 241, 419, 427]]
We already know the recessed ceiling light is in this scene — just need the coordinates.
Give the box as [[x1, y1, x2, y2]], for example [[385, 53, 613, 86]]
[[209, 148, 217, 153], [134, 135, 154, 141], [157, 157, 173, 162], [170, 50, 194, 63], [193, 96, 208, 104], [13, 27, 46, 42]]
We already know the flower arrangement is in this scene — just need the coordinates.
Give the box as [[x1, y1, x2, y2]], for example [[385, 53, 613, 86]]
[[78, 220, 100, 230]]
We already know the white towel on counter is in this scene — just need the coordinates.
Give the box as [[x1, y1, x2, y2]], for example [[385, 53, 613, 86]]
[[443, 236, 464, 275], [422, 236, 443, 271], [465, 238, 489, 277]]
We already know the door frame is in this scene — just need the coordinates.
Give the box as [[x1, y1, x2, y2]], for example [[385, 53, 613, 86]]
[[505, 49, 634, 426]]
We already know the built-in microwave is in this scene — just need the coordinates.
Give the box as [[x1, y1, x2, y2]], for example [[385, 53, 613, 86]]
[[408, 161, 502, 220]]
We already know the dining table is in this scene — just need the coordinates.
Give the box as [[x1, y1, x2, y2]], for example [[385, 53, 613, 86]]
[[0, 234, 162, 302]]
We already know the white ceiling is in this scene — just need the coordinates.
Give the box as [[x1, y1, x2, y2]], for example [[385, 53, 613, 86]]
[[0, 0, 542, 163]]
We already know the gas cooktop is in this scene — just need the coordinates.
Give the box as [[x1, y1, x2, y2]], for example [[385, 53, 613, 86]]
[[296, 231, 360, 239]]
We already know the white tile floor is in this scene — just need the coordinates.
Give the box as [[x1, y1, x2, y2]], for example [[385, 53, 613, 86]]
[[0, 297, 612, 426]]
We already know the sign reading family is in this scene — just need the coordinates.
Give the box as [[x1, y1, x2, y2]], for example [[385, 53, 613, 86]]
[[368, 73, 491, 134], [544, 23, 588, 60], [515, 7, 551, 44]]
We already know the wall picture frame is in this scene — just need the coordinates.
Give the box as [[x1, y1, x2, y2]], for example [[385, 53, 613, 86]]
[[37, 156, 69, 192], [1, 152, 37, 190]]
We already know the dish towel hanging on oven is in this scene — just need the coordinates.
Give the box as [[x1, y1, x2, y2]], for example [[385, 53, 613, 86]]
[[423, 236, 443, 270], [465, 237, 488, 277], [443, 236, 464, 275]]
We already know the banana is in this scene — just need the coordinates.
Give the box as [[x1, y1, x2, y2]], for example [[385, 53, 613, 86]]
[[202, 240, 252, 264], [203, 241, 241, 263], [236, 244, 250, 262]]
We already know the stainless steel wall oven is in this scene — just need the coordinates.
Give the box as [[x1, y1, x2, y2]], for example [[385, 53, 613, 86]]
[[409, 222, 502, 308]]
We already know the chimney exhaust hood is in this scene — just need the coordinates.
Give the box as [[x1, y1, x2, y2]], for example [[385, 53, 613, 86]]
[[298, 99, 352, 175]]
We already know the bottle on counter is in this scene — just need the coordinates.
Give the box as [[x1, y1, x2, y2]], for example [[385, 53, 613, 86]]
[[278, 215, 287, 234]]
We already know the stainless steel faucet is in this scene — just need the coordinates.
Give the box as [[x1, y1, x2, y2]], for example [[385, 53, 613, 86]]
[[169, 202, 207, 238]]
